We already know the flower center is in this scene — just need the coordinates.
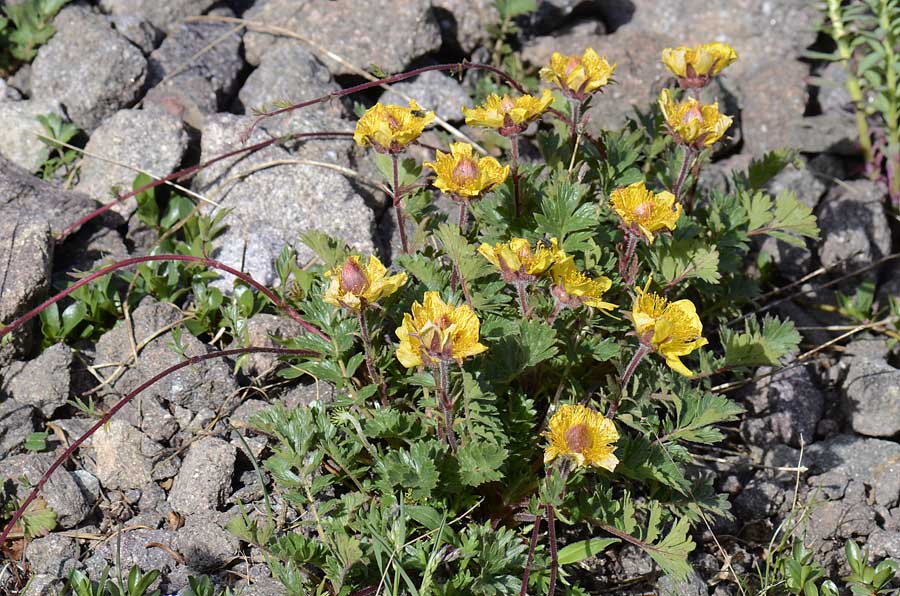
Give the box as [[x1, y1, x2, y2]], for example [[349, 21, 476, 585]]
[[564, 423, 592, 453], [385, 113, 401, 130], [564, 56, 581, 76], [340, 258, 369, 295], [499, 97, 516, 114], [682, 103, 703, 124], [451, 157, 479, 185], [632, 201, 652, 220]]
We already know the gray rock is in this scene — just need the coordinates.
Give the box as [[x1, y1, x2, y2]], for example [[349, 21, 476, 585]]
[[740, 58, 809, 156], [230, 399, 271, 430], [0, 77, 23, 101], [431, 0, 497, 52], [802, 479, 877, 572], [0, 399, 35, 458], [90, 419, 173, 490], [283, 380, 336, 409], [243, 0, 441, 74], [818, 61, 852, 115], [75, 109, 188, 218], [841, 351, 900, 437], [759, 235, 812, 280], [806, 434, 900, 485], [94, 528, 177, 573], [767, 162, 828, 211], [0, 156, 99, 233], [382, 70, 473, 122], [194, 112, 375, 288], [21, 574, 66, 596], [867, 529, 900, 561], [168, 436, 236, 514], [734, 477, 790, 521], [238, 313, 306, 377], [2, 343, 73, 417], [237, 576, 287, 596], [72, 470, 101, 508], [0, 215, 53, 356], [0, 453, 91, 528], [30, 6, 147, 132], [0, 99, 67, 172], [817, 180, 891, 271], [93, 298, 239, 414], [174, 511, 239, 570], [741, 364, 825, 448], [24, 533, 79, 576], [658, 570, 708, 596], [117, 394, 178, 443], [786, 114, 861, 155], [108, 14, 162, 54], [100, 0, 218, 33], [144, 9, 244, 125], [237, 40, 341, 119]]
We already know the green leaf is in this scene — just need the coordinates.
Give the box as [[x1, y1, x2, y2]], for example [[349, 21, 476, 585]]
[[746, 149, 798, 189], [645, 511, 695, 580], [298, 229, 352, 269], [721, 314, 802, 368], [664, 390, 744, 444], [648, 239, 721, 286], [534, 169, 597, 252], [768, 190, 820, 246], [376, 440, 441, 500], [24, 431, 49, 451], [457, 441, 507, 487], [60, 301, 86, 337], [20, 498, 57, 539], [160, 194, 195, 230], [133, 172, 160, 228], [495, 0, 538, 19], [557, 537, 620, 565]]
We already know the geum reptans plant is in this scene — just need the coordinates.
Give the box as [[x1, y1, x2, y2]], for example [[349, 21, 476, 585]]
[[1, 31, 824, 596]]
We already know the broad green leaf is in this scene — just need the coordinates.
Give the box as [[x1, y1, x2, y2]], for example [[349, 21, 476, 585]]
[[557, 537, 620, 565]]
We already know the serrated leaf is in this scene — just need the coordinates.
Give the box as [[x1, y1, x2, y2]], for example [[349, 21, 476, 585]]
[[721, 314, 802, 367], [665, 391, 744, 444], [746, 149, 798, 189], [534, 169, 597, 252], [457, 441, 507, 486], [769, 190, 820, 246], [645, 516, 695, 580], [649, 239, 720, 286], [298, 230, 352, 269], [557, 537, 620, 565]]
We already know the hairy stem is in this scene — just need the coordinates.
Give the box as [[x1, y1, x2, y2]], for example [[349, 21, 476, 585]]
[[510, 134, 522, 218], [0, 255, 328, 341], [392, 154, 410, 254], [546, 301, 563, 326], [0, 346, 316, 544], [619, 233, 640, 285], [607, 343, 651, 419], [518, 513, 543, 596], [357, 308, 388, 403], [672, 145, 694, 206], [546, 504, 559, 596], [436, 361, 458, 452], [516, 281, 531, 319]]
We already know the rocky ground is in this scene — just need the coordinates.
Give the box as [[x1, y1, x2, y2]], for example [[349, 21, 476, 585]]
[[1, 0, 899, 594]]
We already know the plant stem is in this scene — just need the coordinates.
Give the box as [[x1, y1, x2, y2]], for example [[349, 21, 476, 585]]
[[457, 200, 469, 235], [546, 301, 563, 326], [510, 134, 522, 218], [878, 0, 900, 200], [518, 513, 543, 596], [516, 281, 531, 319], [672, 145, 694, 205], [546, 504, 559, 596], [619, 233, 640, 285], [0, 346, 316, 545], [606, 343, 651, 418], [357, 308, 387, 403], [392, 154, 410, 254], [0, 254, 328, 341], [437, 361, 458, 452]]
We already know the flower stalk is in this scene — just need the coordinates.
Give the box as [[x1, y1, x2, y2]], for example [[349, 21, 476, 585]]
[[437, 361, 458, 452], [546, 503, 559, 596], [518, 512, 543, 596], [392, 154, 411, 254], [510, 134, 522, 218], [357, 308, 388, 403], [516, 281, 531, 319]]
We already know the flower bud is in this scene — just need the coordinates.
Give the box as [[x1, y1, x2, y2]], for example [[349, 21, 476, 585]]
[[340, 258, 369, 295]]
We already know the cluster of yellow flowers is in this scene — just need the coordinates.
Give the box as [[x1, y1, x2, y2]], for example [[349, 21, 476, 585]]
[[340, 41, 738, 471]]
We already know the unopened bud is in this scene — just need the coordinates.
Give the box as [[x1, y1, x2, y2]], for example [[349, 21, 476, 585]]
[[340, 258, 369, 295]]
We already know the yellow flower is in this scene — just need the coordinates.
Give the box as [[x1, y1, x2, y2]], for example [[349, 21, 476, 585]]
[[423, 142, 510, 199], [462, 89, 554, 135], [609, 181, 681, 243], [550, 256, 616, 312], [478, 237, 563, 282], [631, 282, 708, 377], [540, 48, 616, 99], [661, 42, 738, 87], [544, 404, 619, 470], [353, 100, 435, 153], [659, 89, 732, 148], [324, 255, 408, 311], [396, 291, 487, 368]]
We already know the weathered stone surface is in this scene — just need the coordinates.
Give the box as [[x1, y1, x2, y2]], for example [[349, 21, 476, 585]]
[[243, 0, 441, 74], [740, 58, 808, 156], [841, 341, 900, 438], [108, 14, 162, 54], [0, 99, 66, 172], [0, 398, 35, 458], [75, 109, 188, 217], [817, 180, 891, 271], [173, 511, 240, 570], [786, 114, 861, 156], [93, 298, 239, 414], [767, 162, 828, 210], [25, 534, 79, 576], [0, 215, 53, 355], [741, 365, 824, 448], [168, 436, 235, 514], [94, 528, 177, 573], [100, 0, 218, 32], [0, 453, 91, 528], [30, 6, 147, 131], [237, 40, 341, 118], [382, 70, 473, 122], [432, 0, 497, 52], [194, 112, 376, 288], [91, 419, 175, 490], [0, 156, 99, 233], [2, 343, 73, 417], [657, 571, 708, 596], [238, 313, 306, 377], [144, 9, 244, 126]]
